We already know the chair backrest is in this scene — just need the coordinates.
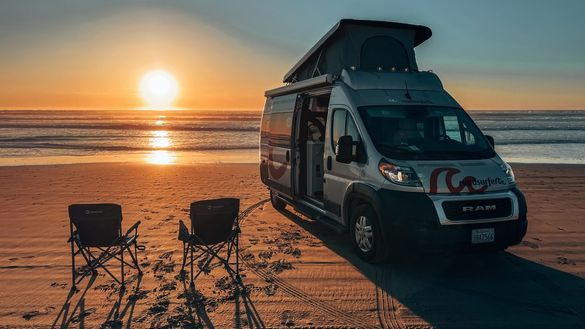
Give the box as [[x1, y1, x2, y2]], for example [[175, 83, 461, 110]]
[[69, 203, 122, 247], [190, 198, 239, 245]]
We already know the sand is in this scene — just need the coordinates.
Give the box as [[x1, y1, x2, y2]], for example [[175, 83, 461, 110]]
[[0, 162, 584, 328]]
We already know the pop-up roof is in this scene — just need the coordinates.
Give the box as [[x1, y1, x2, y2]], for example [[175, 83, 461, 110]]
[[283, 19, 432, 83]]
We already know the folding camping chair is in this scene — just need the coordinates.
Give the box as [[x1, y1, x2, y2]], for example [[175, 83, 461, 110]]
[[178, 198, 241, 287], [68, 204, 143, 290]]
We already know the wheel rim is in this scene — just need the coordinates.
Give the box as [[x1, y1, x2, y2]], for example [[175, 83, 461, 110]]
[[354, 215, 374, 253]]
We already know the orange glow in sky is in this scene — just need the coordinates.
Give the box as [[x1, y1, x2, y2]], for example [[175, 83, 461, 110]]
[[0, 2, 583, 110]]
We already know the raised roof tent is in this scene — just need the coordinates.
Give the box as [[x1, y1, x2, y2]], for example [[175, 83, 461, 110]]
[[283, 19, 432, 83]]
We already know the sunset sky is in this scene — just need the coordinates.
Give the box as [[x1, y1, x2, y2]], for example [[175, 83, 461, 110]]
[[1, 0, 584, 110]]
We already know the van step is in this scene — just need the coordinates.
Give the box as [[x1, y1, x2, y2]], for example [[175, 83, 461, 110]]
[[316, 216, 347, 234], [291, 200, 347, 234]]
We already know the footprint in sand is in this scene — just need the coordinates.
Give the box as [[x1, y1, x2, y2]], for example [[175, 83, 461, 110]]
[[280, 310, 295, 326], [522, 241, 539, 249], [70, 307, 96, 323], [269, 259, 294, 274], [258, 250, 273, 260], [50, 282, 67, 289], [158, 281, 177, 292], [242, 253, 255, 262], [557, 256, 576, 265], [147, 296, 170, 314], [22, 307, 55, 320], [264, 283, 278, 296]]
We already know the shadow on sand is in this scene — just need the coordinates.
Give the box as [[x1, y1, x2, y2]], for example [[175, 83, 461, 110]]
[[172, 276, 265, 328], [51, 273, 143, 329], [280, 208, 585, 329]]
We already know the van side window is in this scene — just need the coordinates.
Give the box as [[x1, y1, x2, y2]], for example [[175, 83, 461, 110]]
[[269, 112, 293, 147], [346, 114, 361, 142], [331, 109, 346, 149], [332, 109, 362, 150], [260, 115, 270, 139]]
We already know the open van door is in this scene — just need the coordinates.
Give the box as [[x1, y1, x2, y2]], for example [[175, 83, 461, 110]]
[[266, 94, 297, 197]]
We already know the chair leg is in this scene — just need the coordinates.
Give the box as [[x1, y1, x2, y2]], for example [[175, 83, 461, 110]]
[[235, 233, 240, 281], [123, 243, 141, 275], [135, 243, 142, 275], [70, 238, 76, 291], [180, 242, 187, 276], [134, 240, 141, 274], [120, 244, 125, 289], [190, 243, 194, 286]]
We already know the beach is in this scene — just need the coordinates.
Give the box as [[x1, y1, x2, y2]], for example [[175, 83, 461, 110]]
[[0, 162, 584, 328]]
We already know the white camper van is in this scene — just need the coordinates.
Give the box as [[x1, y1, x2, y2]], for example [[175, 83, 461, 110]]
[[259, 20, 527, 261]]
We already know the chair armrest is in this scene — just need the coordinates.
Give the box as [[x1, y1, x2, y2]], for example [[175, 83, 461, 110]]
[[178, 220, 190, 242], [124, 220, 141, 236]]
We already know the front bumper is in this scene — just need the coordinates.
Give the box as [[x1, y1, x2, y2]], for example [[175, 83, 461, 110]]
[[376, 187, 528, 250]]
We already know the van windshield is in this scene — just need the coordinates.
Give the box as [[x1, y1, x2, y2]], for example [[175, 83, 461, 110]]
[[358, 106, 495, 160]]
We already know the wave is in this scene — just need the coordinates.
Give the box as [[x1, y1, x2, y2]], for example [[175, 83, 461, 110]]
[[495, 140, 585, 145], [0, 143, 258, 152], [0, 123, 259, 132]]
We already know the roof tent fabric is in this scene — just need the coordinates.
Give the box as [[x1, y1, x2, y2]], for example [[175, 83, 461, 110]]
[[283, 19, 432, 83]]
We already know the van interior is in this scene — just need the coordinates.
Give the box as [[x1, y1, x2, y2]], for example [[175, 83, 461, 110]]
[[295, 92, 331, 204]]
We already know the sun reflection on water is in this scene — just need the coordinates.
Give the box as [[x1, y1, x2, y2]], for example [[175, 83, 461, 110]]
[[146, 120, 175, 164], [151, 130, 171, 148], [145, 150, 175, 165]]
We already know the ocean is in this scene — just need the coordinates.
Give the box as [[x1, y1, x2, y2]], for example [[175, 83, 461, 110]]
[[0, 109, 583, 165]]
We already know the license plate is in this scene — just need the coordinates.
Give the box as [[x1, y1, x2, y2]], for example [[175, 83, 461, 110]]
[[471, 228, 495, 244]]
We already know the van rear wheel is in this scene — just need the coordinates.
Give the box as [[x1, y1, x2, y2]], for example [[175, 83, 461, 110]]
[[350, 204, 386, 262], [270, 189, 286, 211]]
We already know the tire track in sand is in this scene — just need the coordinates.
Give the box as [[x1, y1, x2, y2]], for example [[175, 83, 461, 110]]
[[375, 269, 404, 329], [238, 198, 376, 329]]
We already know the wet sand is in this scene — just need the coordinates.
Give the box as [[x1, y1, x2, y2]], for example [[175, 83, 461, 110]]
[[0, 163, 584, 328]]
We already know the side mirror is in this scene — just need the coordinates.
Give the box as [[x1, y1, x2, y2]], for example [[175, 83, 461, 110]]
[[485, 135, 495, 148], [335, 135, 355, 164]]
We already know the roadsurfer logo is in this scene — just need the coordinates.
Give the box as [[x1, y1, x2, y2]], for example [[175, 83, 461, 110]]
[[429, 167, 505, 194]]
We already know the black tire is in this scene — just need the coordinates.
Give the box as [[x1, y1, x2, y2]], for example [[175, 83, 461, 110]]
[[350, 204, 387, 262], [270, 189, 286, 211]]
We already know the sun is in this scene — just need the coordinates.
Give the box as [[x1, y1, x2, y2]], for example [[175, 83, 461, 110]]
[[139, 69, 179, 109]]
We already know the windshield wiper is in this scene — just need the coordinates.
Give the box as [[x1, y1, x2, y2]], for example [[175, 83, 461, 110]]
[[426, 149, 491, 157], [377, 144, 421, 154], [377, 144, 422, 155]]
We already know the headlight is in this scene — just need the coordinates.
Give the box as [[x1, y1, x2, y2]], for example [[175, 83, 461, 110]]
[[378, 160, 422, 187], [501, 162, 515, 184]]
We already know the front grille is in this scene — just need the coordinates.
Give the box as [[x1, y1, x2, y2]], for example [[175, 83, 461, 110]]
[[442, 198, 512, 221]]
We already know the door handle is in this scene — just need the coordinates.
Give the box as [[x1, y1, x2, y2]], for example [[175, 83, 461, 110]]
[[286, 150, 290, 162], [327, 156, 332, 170]]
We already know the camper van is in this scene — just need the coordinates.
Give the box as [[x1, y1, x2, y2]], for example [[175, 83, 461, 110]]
[[259, 19, 527, 261]]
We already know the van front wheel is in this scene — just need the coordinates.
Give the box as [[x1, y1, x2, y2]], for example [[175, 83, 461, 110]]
[[270, 189, 286, 211], [350, 204, 386, 262]]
